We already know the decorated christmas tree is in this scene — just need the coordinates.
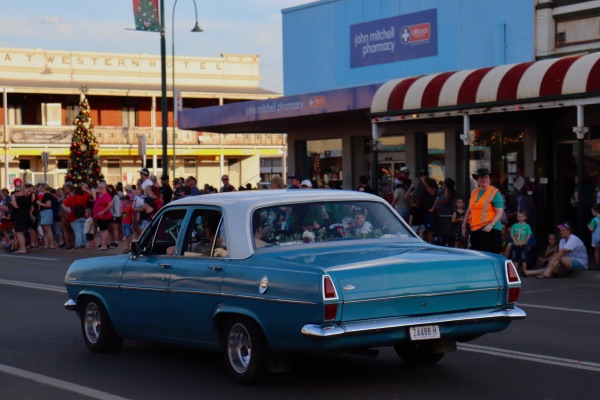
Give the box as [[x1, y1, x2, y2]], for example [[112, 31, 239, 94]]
[[65, 96, 104, 186]]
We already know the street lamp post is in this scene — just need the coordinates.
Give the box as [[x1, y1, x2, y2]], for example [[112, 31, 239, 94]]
[[160, 0, 168, 175], [172, 0, 202, 179]]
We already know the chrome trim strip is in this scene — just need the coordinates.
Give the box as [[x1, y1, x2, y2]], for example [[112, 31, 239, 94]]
[[65, 282, 120, 290], [343, 287, 501, 304], [219, 292, 316, 306], [301, 307, 526, 337], [119, 286, 168, 292], [65, 282, 315, 306], [167, 289, 316, 305]]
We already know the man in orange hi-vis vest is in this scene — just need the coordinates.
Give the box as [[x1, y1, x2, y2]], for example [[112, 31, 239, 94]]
[[462, 168, 504, 253]]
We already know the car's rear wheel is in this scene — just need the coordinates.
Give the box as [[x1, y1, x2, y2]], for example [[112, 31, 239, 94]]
[[394, 343, 445, 365], [222, 316, 267, 384], [81, 297, 123, 353]]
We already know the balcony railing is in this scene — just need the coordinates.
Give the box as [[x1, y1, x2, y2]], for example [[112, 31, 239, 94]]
[[2, 125, 286, 147]]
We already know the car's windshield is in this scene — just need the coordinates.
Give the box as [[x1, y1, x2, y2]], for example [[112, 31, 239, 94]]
[[252, 201, 414, 248]]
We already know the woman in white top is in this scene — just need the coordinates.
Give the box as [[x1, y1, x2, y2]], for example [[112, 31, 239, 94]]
[[525, 222, 587, 278], [391, 182, 409, 220]]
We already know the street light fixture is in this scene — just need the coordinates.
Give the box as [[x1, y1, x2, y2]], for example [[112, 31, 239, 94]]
[[172, 0, 202, 179], [159, 0, 202, 178]]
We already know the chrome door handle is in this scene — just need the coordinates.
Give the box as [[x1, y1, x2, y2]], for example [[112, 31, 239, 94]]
[[207, 266, 222, 272], [158, 263, 171, 269]]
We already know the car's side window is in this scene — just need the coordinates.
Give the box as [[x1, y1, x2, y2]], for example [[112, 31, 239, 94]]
[[183, 209, 224, 258], [253, 201, 413, 247], [143, 209, 187, 256], [213, 222, 228, 257]]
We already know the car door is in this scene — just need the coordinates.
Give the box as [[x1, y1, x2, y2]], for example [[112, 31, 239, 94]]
[[168, 207, 228, 344], [120, 208, 188, 337]]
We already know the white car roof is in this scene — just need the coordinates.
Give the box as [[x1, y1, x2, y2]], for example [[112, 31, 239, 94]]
[[166, 189, 389, 259]]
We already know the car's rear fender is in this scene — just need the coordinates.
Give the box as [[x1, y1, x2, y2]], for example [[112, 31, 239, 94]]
[[212, 304, 267, 343]]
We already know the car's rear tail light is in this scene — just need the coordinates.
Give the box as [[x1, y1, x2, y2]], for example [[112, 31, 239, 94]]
[[323, 275, 339, 321], [505, 261, 521, 303], [323, 275, 338, 299], [324, 304, 338, 321], [506, 261, 520, 283]]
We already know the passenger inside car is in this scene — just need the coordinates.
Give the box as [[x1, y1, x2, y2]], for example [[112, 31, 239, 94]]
[[182, 212, 228, 257], [253, 214, 268, 249]]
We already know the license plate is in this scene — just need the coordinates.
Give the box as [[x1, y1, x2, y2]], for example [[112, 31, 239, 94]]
[[409, 324, 440, 340]]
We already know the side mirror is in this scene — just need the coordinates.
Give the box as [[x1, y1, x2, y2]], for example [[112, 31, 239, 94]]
[[130, 241, 144, 259]]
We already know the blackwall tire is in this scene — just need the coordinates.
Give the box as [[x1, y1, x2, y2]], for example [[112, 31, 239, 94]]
[[223, 316, 268, 384], [81, 298, 123, 353]]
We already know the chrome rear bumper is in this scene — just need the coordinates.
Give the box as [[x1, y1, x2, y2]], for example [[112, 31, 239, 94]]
[[301, 307, 526, 337]]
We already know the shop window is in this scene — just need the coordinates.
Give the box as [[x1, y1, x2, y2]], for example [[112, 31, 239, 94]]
[[307, 139, 342, 188], [57, 160, 69, 169], [377, 135, 406, 199], [19, 160, 31, 170], [184, 159, 196, 175], [66, 105, 78, 125], [146, 159, 163, 168], [106, 159, 121, 185], [122, 106, 137, 127], [469, 129, 525, 190], [427, 132, 445, 184], [8, 104, 23, 125], [42, 103, 62, 126]]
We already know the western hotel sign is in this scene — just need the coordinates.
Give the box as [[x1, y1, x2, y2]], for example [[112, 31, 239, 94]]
[[0, 48, 240, 83]]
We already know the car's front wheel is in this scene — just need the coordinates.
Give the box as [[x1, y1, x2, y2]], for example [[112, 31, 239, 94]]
[[394, 342, 445, 365], [81, 297, 123, 353], [222, 316, 267, 384]]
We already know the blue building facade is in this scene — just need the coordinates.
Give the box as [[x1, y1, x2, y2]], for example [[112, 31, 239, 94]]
[[282, 0, 534, 95], [182, 0, 600, 242]]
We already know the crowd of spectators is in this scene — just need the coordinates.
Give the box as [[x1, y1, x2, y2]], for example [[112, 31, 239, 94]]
[[0, 170, 261, 255], [2, 167, 597, 279]]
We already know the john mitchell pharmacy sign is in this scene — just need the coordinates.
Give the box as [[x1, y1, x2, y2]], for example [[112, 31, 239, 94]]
[[350, 9, 437, 68]]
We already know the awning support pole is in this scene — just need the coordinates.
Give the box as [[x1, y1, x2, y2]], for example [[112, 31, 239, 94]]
[[371, 121, 380, 196], [573, 105, 588, 233], [3, 88, 8, 189], [460, 114, 472, 201]]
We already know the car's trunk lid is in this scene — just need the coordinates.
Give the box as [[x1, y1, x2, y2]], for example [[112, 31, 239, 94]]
[[281, 244, 502, 321]]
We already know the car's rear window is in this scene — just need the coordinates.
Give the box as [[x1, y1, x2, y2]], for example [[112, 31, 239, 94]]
[[252, 201, 413, 248]]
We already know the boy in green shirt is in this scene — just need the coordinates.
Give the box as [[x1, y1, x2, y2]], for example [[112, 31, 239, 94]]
[[511, 211, 533, 274]]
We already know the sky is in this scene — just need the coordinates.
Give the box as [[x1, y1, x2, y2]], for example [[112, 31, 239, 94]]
[[0, 0, 310, 94]]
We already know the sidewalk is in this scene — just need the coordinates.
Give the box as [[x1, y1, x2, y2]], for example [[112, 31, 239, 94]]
[[5, 244, 127, 256]]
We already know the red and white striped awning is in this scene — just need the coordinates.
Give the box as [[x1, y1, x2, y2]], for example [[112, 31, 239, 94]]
[[370, 53, 600, 115]]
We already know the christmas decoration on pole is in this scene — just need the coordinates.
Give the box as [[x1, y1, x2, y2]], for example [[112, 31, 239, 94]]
[[133, 0, 160, 32], [65, 96, 104, 186]]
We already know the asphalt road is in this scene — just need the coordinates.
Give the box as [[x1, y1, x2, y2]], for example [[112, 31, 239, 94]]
[[1, 248, 599, 400]]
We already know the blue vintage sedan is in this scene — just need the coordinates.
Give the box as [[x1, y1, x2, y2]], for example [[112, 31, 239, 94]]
[[64, 190, 525, 383]]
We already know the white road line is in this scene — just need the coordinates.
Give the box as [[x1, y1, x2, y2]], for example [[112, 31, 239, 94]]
[[0, 279, 66, 293], [519, 303, 600, 316], [459, 343, 600, 373], [0, 254, 59, 261], [0, 363, 131, 400]]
